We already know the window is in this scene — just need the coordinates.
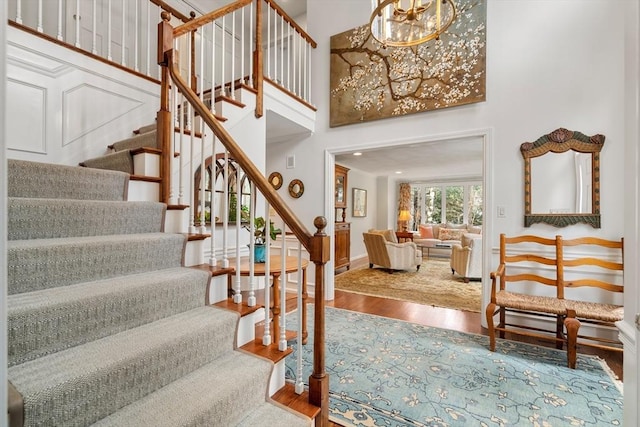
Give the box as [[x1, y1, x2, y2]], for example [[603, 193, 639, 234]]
[[409, 182, 482, 229], [194, 154, 251, 225]]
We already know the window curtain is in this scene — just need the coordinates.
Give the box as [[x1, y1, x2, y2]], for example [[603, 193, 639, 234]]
[[397, 183, 411, 230]]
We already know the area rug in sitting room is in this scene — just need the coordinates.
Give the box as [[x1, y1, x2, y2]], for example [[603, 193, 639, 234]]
[[335, 259, 481, 312], [285, 306, 623, 427]]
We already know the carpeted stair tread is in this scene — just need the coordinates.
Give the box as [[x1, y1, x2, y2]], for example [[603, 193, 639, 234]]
[[135, 123, 157, 134], [8, 198, 166, 240], [110, 129, 157, 152], [8, 267, 210, 366], [8, 233, 186, 294], [8, 306, 240, 427], [8, 159, 129, 201], [92, 352, 310, 427], [80, 149, 134, 174]]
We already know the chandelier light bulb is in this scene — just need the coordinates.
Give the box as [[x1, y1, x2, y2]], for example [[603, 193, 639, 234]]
[[370, 0, 456, 47]]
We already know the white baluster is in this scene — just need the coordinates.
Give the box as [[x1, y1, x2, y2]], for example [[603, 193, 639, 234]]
[[121, 0, 126, 66], [199, 28, 207, 234], [266, 3, 270, 79], [280, 13, 284, 87], [287, 24, 291, 90], [240, 7, 245, 87], [107, 0, 112, 60], [274, 7, 278, 83], [209, 135, 217, 267], [295, 243, 304, 394], [146, 1, 151, 76], [279, 219, 287, 351], [221, 15, 226, 96], [178, 90, 185, 206], [248, 183, 256, 307], [16, 0, 23, 25], [222, 151, 230, 269], [262, 200, 272, 346], [230, 11, 236, 99], [248, 2, 253, 86], [199, 120, 206, 233], [37, 0, 43, 33], [307, 43, 312, 104], [91, 0, 97, 53], [57, 0, 63, 41], [210, 20, 216, 115], [134, 0, 139, 71], [233, 164, 242, 304], [188, 103, 196, 234], [74, 0, 80, 47]]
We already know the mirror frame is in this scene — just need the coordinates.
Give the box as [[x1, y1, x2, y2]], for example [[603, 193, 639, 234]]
[[521, 128, 605, 228]]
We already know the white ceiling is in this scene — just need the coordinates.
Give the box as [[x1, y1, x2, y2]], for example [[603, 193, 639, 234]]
[[335, 136, 484, 180]]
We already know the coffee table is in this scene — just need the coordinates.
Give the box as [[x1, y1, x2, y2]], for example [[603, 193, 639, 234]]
[[418, 243, 452, 259]]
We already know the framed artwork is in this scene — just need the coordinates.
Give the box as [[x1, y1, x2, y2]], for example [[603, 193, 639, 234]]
[[352, 188, 367, 217], [329, 0, 486, 127]]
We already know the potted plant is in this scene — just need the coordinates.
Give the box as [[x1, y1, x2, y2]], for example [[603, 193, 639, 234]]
[[245, 217, 282, 262]]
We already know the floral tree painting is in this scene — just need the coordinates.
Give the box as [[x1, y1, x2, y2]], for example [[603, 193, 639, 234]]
[[329, 0, 486, 127]]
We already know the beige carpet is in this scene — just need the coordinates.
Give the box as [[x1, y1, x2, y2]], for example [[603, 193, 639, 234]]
[[334, 259, 482, 312]]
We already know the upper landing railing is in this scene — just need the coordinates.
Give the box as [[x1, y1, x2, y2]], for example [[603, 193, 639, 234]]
[[7, 0, 317, 108]]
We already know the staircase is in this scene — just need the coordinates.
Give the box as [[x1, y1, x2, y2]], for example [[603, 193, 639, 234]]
[[6, 159, 312, 426]]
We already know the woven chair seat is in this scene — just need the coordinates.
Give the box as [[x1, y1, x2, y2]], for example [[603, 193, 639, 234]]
[[565, 300, 624, 323], [495, 291, 567, 315]]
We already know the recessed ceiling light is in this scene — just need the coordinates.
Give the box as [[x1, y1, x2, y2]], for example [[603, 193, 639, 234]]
[[395, 171, 403, 174], [353, 152, 362, 156]]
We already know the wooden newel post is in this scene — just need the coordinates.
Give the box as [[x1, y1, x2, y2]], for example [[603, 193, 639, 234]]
[[157, 12, 173, 204], [308, 216, 330, 427]]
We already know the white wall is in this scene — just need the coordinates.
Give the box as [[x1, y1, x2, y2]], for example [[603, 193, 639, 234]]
[[302, 0, 625, 241], [6, 27, 159, 166], [340, 167, 378, 262]]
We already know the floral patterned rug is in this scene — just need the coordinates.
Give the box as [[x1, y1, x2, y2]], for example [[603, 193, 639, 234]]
[[285, 307, 623, 427], [334, 259, 481, 312]]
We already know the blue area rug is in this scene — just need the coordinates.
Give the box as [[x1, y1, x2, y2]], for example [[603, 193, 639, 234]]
[[285, 306, 623, 426]]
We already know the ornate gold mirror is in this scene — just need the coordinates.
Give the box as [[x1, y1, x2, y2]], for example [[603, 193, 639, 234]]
[[521, 128, 604, 228]]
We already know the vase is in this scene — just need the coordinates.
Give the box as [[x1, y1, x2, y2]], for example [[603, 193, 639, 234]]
[[254, 244, 266, 263]]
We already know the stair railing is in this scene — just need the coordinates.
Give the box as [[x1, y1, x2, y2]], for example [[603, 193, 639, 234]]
[[7, 0, 191, 82], [158, 3, 329, 425]]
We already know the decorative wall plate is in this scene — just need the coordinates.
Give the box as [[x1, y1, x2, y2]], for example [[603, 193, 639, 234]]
[[268, 172, 283, 190], [288, 179, 304, 198]]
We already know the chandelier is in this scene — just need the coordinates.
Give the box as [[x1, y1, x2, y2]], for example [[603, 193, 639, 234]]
[[370, 0, 457, 47]]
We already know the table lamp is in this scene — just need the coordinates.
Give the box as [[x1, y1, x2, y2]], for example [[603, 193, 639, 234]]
[[398, 210, 411, 231]]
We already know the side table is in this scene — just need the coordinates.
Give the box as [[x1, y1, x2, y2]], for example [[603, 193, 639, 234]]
[[395, 230, 414, 243]]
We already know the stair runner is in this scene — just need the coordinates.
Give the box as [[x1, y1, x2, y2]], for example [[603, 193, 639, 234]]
[[6, 159, 311, 426], [79, 126, 158, 173]]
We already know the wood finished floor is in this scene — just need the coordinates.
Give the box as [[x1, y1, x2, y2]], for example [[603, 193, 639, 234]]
[[329, 257, 623, 381]]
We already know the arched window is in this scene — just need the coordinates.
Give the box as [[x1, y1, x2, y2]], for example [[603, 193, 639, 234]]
[[194, 154, 251, 225]]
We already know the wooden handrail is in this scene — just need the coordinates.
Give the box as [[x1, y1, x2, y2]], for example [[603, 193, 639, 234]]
[[264, 0, 317, 48], [173, 0, 253, 37], [149, 0, 192, 23], [165, 55, 313, 252]]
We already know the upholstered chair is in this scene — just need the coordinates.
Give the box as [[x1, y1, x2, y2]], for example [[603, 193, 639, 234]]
[[450, 233, 483, 282], [363, 231, 422, 273]]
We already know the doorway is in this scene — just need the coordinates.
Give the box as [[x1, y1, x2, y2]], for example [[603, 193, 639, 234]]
[[325, 128, 493, 328]]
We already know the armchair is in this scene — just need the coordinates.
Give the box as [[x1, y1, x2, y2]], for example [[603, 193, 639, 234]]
[[450, 233, 483, 282], [363, 232, 422, 273]]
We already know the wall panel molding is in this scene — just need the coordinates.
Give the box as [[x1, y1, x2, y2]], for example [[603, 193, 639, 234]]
[[7, 78, 47, 154]]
